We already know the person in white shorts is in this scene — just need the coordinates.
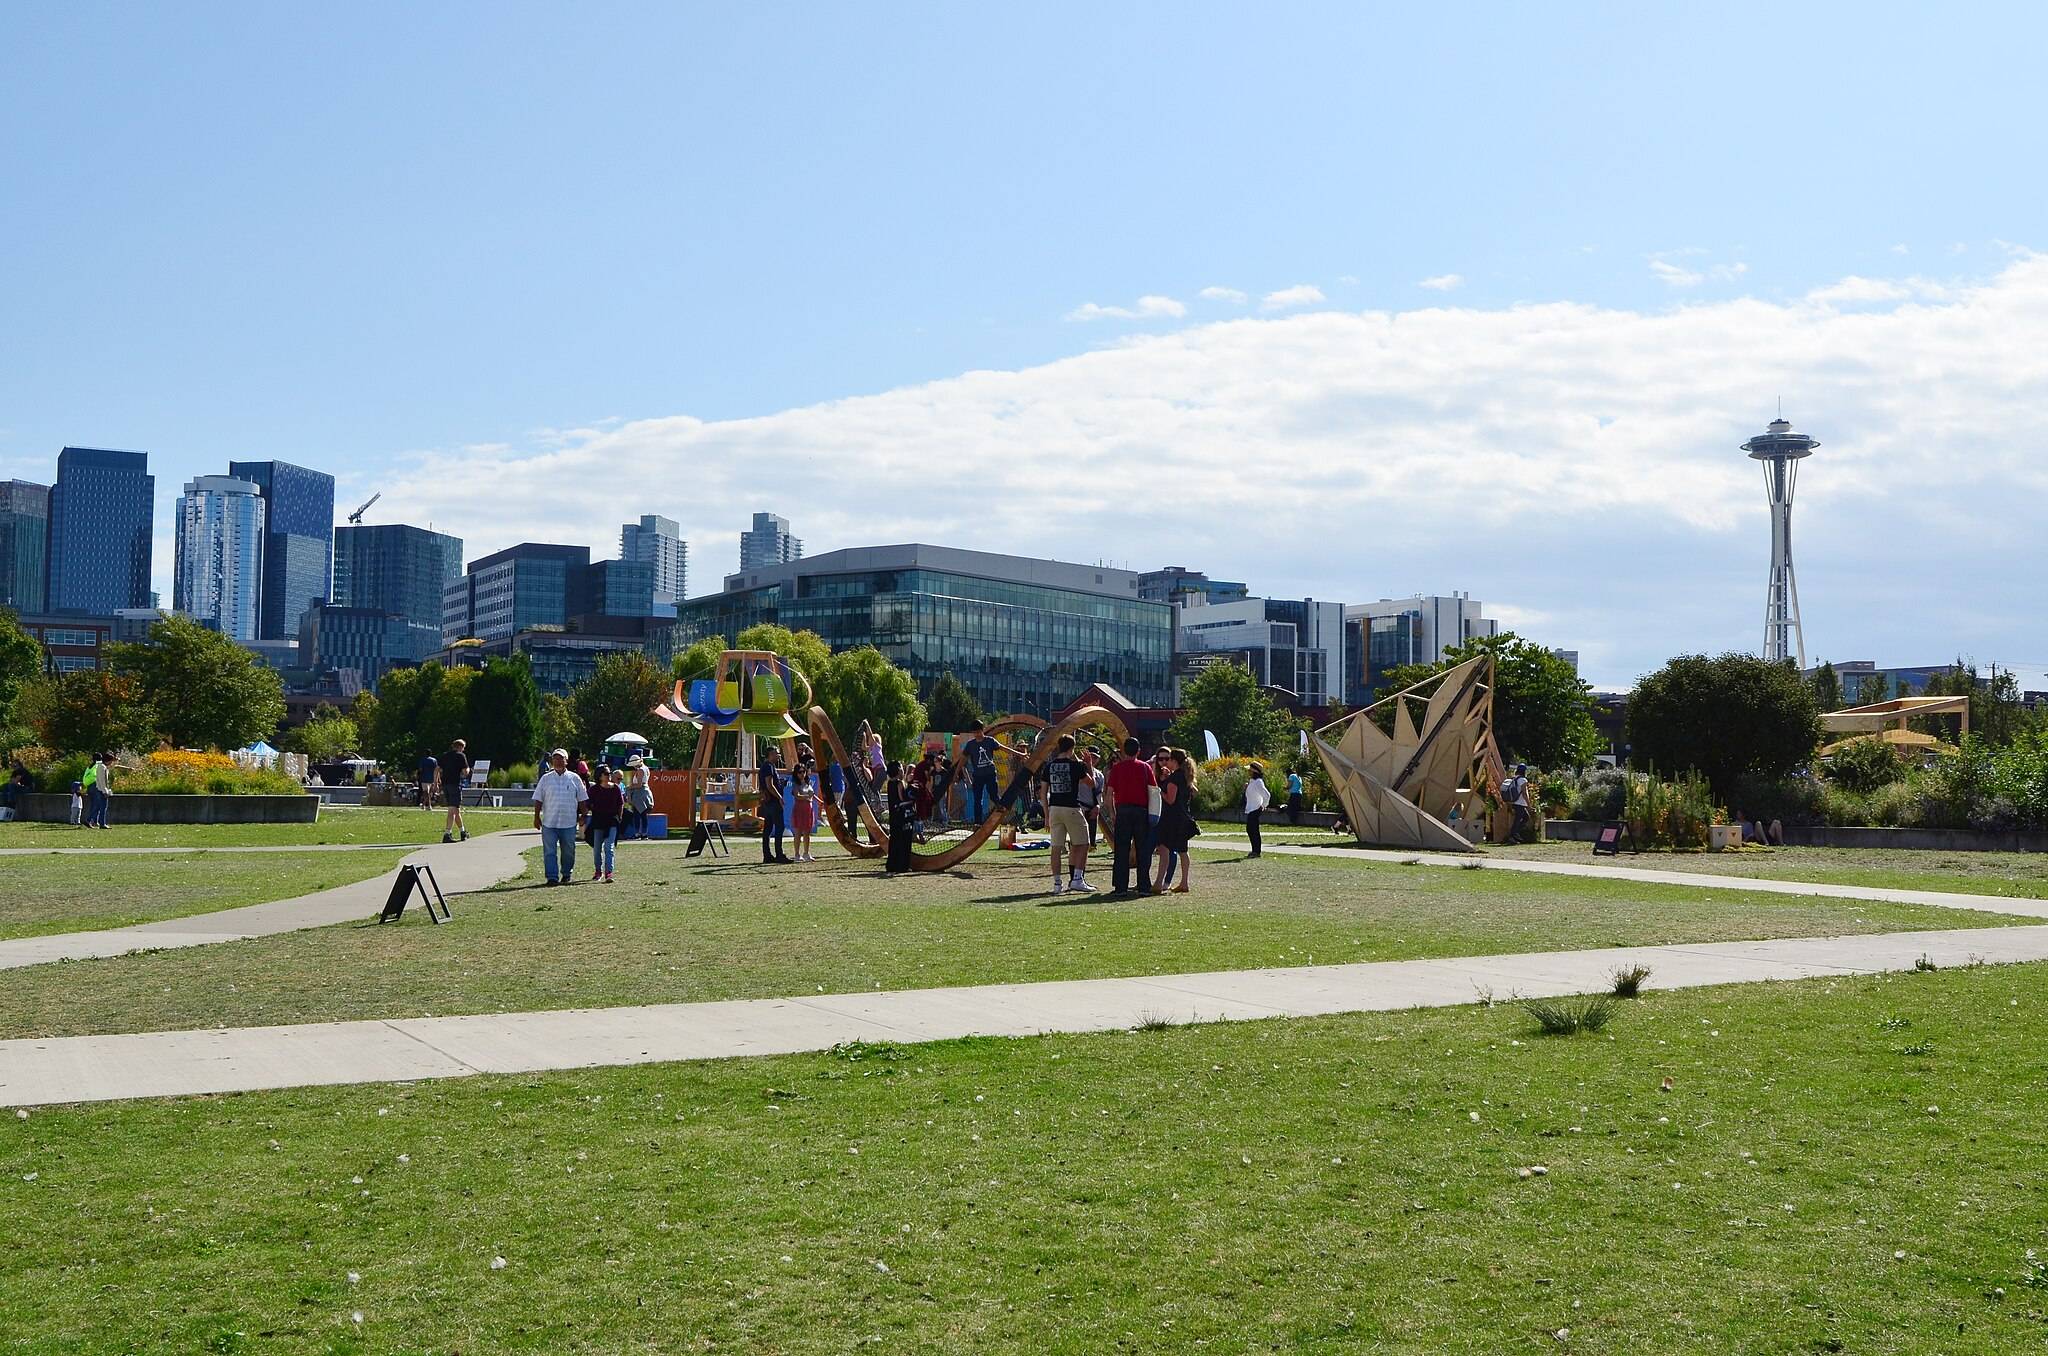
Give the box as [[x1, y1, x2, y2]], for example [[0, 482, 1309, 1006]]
[[1033, 733, 1096, 896]]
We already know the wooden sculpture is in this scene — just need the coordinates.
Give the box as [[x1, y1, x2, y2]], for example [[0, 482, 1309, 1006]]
[[1312, 654, 1502, 853], [657, 648, 1129, 872]]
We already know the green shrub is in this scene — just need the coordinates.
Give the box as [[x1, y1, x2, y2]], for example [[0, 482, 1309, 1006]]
[[1623, 768, 1715, 849], [38, 752, 90, 793], [1524, 995, 1614, 1035], [1569, 767, 1628, 821], [1825, 736, 1907, 793], [487, 762, 538, 788], [1728, 771, 1826, 828]]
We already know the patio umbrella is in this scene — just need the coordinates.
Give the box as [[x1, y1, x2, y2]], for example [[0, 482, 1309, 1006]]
[[606, 731, 650, 745]]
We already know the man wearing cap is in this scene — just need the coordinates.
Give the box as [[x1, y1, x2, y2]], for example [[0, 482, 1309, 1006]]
[[1503, 763, 1533, 844], [532, 748, 590, 885]]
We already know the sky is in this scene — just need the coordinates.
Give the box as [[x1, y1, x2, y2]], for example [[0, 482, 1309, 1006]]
[[3, 2, 2045, 691]]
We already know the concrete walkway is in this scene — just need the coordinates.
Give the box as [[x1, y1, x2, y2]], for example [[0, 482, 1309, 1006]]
[[0, 831, 535, 972], [1201, 838, 2048, 919], [5, 921, 2045, 1107], [0, 843, 430, 856]]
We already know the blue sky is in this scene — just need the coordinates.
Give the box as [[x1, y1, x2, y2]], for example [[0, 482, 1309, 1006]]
[[4, 3, 2045, 688]]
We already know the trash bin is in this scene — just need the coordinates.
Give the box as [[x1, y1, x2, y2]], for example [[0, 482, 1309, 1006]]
[[644, 813, 668, 840]]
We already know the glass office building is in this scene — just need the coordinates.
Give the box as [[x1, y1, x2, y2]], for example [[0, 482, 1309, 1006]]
[[298, 604, 441, 688], [333, 523, 463, 635], [620, 514, 687, 609], [0, 480, 50, 614], [228, 461, 335, 640], [46, 447, 154, 615], [674, 544, 1172, 714], [444, 543, 591, 643], [174, 475, 267, 642], [1342, 593, 1497, 706]]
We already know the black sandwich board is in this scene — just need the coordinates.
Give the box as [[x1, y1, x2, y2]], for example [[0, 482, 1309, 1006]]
[[685, 821, 729, 857], [1591, 821, 1640, 856], [378, 862, 452, 924]]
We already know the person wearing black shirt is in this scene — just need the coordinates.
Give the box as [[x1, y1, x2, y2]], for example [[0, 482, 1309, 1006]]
[[439, 739, 471, 842], [758, 753, 790, 864], [885, 761, 915, 873], [1033, 733, 1097, 896]]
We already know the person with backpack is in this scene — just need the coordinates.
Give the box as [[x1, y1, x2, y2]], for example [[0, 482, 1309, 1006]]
[[1033, 733, 1097, 896], [1502, 764, 1533, 843]]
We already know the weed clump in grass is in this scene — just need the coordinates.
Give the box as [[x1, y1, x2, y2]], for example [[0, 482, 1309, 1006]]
[[1132, 1010, 1175, 1032], [1915, 954, 1938, 973], [1609, 964, 1653, 998], [1524, 995, 1615, 1036]]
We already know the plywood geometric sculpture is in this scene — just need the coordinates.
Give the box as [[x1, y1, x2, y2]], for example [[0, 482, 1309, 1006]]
[[1312, 654, 1501, 853]]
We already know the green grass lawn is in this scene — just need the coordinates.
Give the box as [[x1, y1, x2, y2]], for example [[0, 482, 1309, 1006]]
[[0, 846, 2020, 1039], [1475, 838, 2048, 899], [6, 964, 2046, 1353], [0, 850, 413, 941], [0, 805, 534, 850]]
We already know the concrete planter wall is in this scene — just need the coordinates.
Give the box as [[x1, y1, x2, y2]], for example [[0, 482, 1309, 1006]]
[[1543, 818, 2048, 854], [10, 793, 320, 825]]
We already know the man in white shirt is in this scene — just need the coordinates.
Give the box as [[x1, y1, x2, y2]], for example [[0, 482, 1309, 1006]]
[[531, 748, 590, 886]]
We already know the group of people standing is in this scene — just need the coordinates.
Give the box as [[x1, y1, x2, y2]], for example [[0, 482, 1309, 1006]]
[[529, 746, 640, 885]]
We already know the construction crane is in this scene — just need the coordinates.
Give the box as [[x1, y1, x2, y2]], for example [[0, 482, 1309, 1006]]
[[346, 492, 381, 525]]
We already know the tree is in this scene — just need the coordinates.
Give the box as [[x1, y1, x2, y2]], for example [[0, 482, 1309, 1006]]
[[1375, 633, 1598, 770], [1920, 659, 2034, 748], [1626, 653, 1822, 797], [108, 613, 285, 750], [0, 609, 42, 730], [1167, 661, 1290, 757], [16, 669, 159, 754], [734, 624, 832, 694], [572, 652, 671, 752], [466, 655, 544, 768], [367, 661, 472, 767], [1808, 660, 1842, 714], [815, 647, 927, 758], [671, 635, 728, 685], [286, 710, 360, 762], [346, 687, 380, 736], [925, 671, 984, 733], [540, 693, 579, 755]]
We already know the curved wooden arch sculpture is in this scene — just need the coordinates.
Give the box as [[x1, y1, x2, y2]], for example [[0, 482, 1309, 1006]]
[[812, 704, 1130, 872]]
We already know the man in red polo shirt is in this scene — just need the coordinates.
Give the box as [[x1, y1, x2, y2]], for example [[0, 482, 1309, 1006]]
[[1104, 736, 1158, 897]]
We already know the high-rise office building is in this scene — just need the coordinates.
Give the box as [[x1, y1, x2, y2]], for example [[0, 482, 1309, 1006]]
[[333, 523, 463, 633], [442, 543, 592, 644], [174, 475, 267, 642], [46, 447, 154, 615], [0, 480, 50, 614], [1175, 595, 1345, 705], [1342, 593, 1497, 707], [738, 512, 802, 573], [620, 514, 687, 611], [227, 461, 335, 640]]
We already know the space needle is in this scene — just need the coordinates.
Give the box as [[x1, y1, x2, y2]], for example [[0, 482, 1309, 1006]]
[[1742, 414, 1819, 670]]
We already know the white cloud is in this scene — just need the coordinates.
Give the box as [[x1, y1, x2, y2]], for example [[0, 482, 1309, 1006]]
[[1260, 283, 1325, 311], [1891, 244, 1910, 255], [1417, 274, 1464, 292], [1649, 252, 1747, 288], [1805, 276, 1912, 304], [1199, 286, 1248, 304], [1066, 294, 1185, 322], [385, 256, 2048, 691]]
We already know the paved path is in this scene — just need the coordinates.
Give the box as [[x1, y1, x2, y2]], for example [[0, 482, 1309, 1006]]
[[4, 921, 2043, 1107], [1197, 837, 2048, 919], [0, 843, 430, 856], [0, 831, 535, 972]]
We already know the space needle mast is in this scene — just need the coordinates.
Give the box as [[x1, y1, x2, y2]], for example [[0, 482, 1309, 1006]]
[[1742, 413, 1819, 670]]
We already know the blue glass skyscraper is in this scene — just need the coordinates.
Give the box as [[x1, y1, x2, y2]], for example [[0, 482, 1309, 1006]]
[[0, 480, 50, 614], [174, 475, 266, 642], [228, 460, 335, 640], [46, 447, 154, 615]]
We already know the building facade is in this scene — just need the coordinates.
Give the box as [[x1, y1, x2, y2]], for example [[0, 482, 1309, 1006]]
[[1137, 565, 1249, 605], [173, 475, 267, 642], [298, 603, 441, 688], [1175, 595, 1345, 705], [0, 480, 50, 614], [737, 511, 802, 573], [674, 543, 1173, 714], [46, 447, 154, 615], [1343, 593, 1497, 706], [14, 613, 113, 672], [227, 460, 335, 641], [443, 543, 592, 644], [620, 514, 687, 611], [333, 523, 462, 639]]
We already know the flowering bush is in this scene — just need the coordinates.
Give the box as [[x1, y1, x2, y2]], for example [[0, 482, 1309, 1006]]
[[40, 749, 300, 796]]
